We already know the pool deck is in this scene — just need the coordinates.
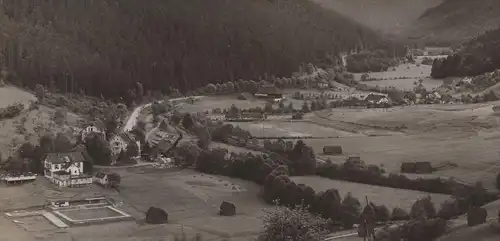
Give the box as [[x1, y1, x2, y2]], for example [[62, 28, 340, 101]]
[[5, 210, 69, 228]]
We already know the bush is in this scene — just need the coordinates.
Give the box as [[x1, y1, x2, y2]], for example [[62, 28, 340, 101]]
[[260, 205, 327, 241], [410, 196, 436, 219], [391, 207, 410, 221], [401, 218, 448, 241]]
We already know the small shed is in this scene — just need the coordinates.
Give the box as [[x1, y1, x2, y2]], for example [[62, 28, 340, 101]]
[[93, 172, 109, 186], [400, 162, 417, 173], [414, 162, 433, 174], [323, 146, 343, 155], [219, 201, 236, 216]]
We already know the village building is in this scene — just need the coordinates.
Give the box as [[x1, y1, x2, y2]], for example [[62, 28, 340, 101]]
[[254, 86, 283, 100], [364, 93, 390, 105], [146, 120, 178, 148], [93, 172, 109, 186], [316, 80, 329, 89], [110, 133, 138, 156], [44, 152, 92, 187], [323, 145, 343, 155], [80, 123, 105, 141]]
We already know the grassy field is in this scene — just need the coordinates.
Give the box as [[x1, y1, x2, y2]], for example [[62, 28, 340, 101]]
[[114, 168, 271, 239], [291, 176, 450, 211], [353, 63, 443, 90], [303, 104, 500, 190], [0, 86, 36, 109], [231, 121, 359, 138], [178, 95, 268, 113]]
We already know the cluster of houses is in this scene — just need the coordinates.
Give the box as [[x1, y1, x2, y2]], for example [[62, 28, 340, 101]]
[[3, 119, 180, 188]]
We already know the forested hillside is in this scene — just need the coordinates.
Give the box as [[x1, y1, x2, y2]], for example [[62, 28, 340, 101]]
[[311, 0, 442, 35], [431, 28, 500, 78], [405, 0, 500, 44], [0, 0, 400, 101]]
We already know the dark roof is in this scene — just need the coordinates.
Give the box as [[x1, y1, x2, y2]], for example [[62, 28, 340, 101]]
[[159, 120, 175, 133], [45, 152, 86, 164], [115, 133, 135, 143], [257, 86, 282, 95], [364, 94, 386, 102], [95, 172, 107, 178]]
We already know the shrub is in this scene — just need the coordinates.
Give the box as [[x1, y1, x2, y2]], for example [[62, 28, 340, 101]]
[[401, 218, 448, 241], [410, 196, 436, 219], [391, 207, 410, 221], [260, 205, 327, 241]]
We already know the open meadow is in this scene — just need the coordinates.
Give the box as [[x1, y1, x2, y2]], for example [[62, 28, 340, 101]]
[[291, 176, 450, 211], [0, 86, 36, 109], [299, 103, 500, 190], [114, 168, 272, 239], [353, 63, 443, 90], [230, 121, 360, 138]]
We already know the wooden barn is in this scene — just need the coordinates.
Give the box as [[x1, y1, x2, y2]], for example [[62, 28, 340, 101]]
[[323, 145, 343, 155], [400, 162, 417, 173], [400, 162, 433, 174], [414, 162, 433, 174]]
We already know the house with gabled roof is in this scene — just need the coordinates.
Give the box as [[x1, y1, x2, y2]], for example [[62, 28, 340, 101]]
[[254, 86, 283, 99], [44, 152, 92, 187], [109, 133, 136, 156]]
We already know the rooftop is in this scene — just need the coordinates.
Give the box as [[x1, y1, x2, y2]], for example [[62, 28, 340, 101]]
[[45, 152, 86, 164], [256, 86, 282, 95]]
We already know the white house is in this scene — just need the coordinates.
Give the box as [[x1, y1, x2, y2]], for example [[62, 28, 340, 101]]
[[364, 93, 390, 105], [44, 152, 92, 188], [80, 124, 104, 141]]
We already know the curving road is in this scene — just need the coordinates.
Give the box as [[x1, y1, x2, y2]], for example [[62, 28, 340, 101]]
[[121, 96, 204, 133]]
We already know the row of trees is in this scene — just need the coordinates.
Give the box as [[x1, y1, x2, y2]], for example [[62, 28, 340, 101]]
[[0, 0, 401, 101]]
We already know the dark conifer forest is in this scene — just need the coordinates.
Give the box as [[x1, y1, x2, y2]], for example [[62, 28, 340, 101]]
[[431, 28, 500, 78], [0, 0, 401, 99]]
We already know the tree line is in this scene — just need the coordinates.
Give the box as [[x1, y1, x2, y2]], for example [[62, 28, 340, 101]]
[[0, 0, 402, 101]]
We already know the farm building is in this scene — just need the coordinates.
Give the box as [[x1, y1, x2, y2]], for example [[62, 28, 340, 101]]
[[364, 93, 390, 105], [400, 162, 433, 174], [80, 123, 105, 142], [414, 162, 433, 174], [93, 172, 109, 186], [109, 133, 136, 156], [323, 146, 343, 155], [44, 152, 92, 188], [400, 162, 417, 173], [254, 86, 283, 99]]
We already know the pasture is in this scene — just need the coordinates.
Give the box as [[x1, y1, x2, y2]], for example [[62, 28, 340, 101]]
[[291, 176, 450, 211]]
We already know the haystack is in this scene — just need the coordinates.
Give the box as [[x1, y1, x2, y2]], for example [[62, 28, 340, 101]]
[[323, 145, 343, 155], [145, 207, 168, 224], [219, 201, 236, 216]]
